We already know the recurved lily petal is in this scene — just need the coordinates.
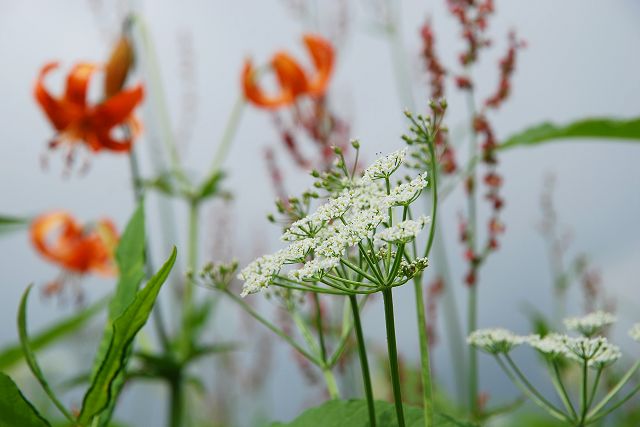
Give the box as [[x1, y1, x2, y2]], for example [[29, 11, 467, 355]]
[[242, 60, 293, 109], [65, 63, 99, 106], [34, 62, 81, 131], [302, 34, 335, 96], [93, 84, 144, 128]]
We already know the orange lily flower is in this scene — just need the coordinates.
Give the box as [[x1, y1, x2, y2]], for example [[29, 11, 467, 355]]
[[34, 61, 144, 154], [242, 34, 335, 109], [30, 211, 119, 278]]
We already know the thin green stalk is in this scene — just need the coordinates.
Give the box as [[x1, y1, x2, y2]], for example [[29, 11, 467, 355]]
[[181, 200, 200, 357], [349, 294, 376, 427], [587, 381, 640, 424], [413, 277, 435, 427], [495, 355, 569, 422], [549, 360, 577, 422], [382, 288, 406, 427], [580, 360, 589, 424], [468, 284, 479, 415], [586, 366, 603, 414], [588, 359, 640, 418], [504, 354, 565, 417], [208, 96, 244, 174], [312, 295, 327, 362], [222, 290, 322, 365], [128, 150, 171, 351]]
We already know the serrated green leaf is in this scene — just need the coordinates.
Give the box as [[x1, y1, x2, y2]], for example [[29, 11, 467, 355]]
[[268, 399, 477, 427], [0, 296, 106, 371], [499, 117, 640, 150], [0, 372, 51, 427], [77, 247, 177, 425], [18, 285, 75, 422], [0, 214, 30, 235]]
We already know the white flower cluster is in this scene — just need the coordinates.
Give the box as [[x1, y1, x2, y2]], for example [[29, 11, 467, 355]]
[[564, 311, 616, 337], [630, 323, 640, 342], [374, 216, 431, 245], [467, 328, 527, 354], [470, 310, 627, 369], [363, 148, 407, 180], [239, 148, 431, 297]]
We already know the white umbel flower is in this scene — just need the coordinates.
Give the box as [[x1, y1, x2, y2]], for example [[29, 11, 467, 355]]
[[374, 216, 431, 245], [363, 148, 407, 180], [564, 311, 616, 337], [239, 252, 287, 297], [385, 172, 428, 206], [629, 323, 640, 342], [467, 328, 526, 354], [561, 336, 620, 367], [528, 333, 570, 359], [289, 257, 340, 281]]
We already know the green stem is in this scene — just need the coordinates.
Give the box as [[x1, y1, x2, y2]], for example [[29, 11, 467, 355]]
[[580, 360, 589, 424], [495, 355, 569, 422], [587, 381, 640, 424], [222, 290, 322, 365], [181, 200, 199, 357], [586, 366, 603, 415], [588, 359, 640, 419], [349, 294, 376, 427], [208, 96, 244, 174], [322, 367, 340, 400], [382, 288, 405, 427], [168, 374, 183, 427], [413, 277, 435, 427], [468, 283, 479, 415], [549, 360, 577, 422]]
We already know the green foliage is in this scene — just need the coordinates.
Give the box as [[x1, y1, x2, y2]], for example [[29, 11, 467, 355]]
[[499, 117, 640, 150], [86, 204, 148, 426], [197, 170, 225, 200], [0, 372, 51, 427], [0, 297, 106, 371], [18, 285, 75, 422], [77, 246, 177, 425], [268, 399, 477, 427], [0, 214, 30, 235]]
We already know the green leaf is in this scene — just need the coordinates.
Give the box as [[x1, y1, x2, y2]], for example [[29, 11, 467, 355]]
[[87, 205, 147, 426], [77, 247, 177, 425], [197, 170, 224, 200], [0, 214, 30, 235], [268, 399, 477, 427], [0, 372, 51, 427], [0, 296, 106, 371], [499, 117, 640, 150], [18, 285, 75, 422]]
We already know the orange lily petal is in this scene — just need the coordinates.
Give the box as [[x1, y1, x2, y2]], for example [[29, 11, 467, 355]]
[[64, 63, 99, 107], [93, 84, 144, 128], [302, 34, 335, 97], [30, 211, 81, 267], [34, 62, 80, 131], [242, 59, 293, 109], [94, 127, 134, 152], [272, 52, 309, 98]]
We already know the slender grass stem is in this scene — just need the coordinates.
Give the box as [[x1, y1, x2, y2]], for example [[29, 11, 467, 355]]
[[413, 277, 434, 427], [322, 367, 340, 400], [180, 200, 199, 358], [588, 381, 640, 423], [382, 288, 405, 427], [586, 366, 603, 415], [580, 360, 589, 424], [168, 374, 183, 427], [207, 96, 244, 175], [312, 294, 327, 362], [349, 295, 376, 426]]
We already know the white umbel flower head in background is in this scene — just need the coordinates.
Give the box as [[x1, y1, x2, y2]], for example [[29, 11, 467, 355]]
[[527, 333, 570, 359], [629, 323, 640, 342], [564, 311, 616, 337], [467, 328, 526, 354]]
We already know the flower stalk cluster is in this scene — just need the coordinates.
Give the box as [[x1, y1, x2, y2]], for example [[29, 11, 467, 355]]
[[468, 312, 640, 426]]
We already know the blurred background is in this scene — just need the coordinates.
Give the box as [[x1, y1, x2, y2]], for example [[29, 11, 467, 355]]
[[1, 0, 639, 425]]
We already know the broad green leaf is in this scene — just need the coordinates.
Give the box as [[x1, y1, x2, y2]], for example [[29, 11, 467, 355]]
[[0, 372, 51, 427], [499, 117, 640, 150], [18, 285, 75, 422], [0, 296, 106, 370], [0, 214, 30, 235], [78, 247, 177, 425], [88, 205, 147, 426], [268, 399, 477, 427]]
